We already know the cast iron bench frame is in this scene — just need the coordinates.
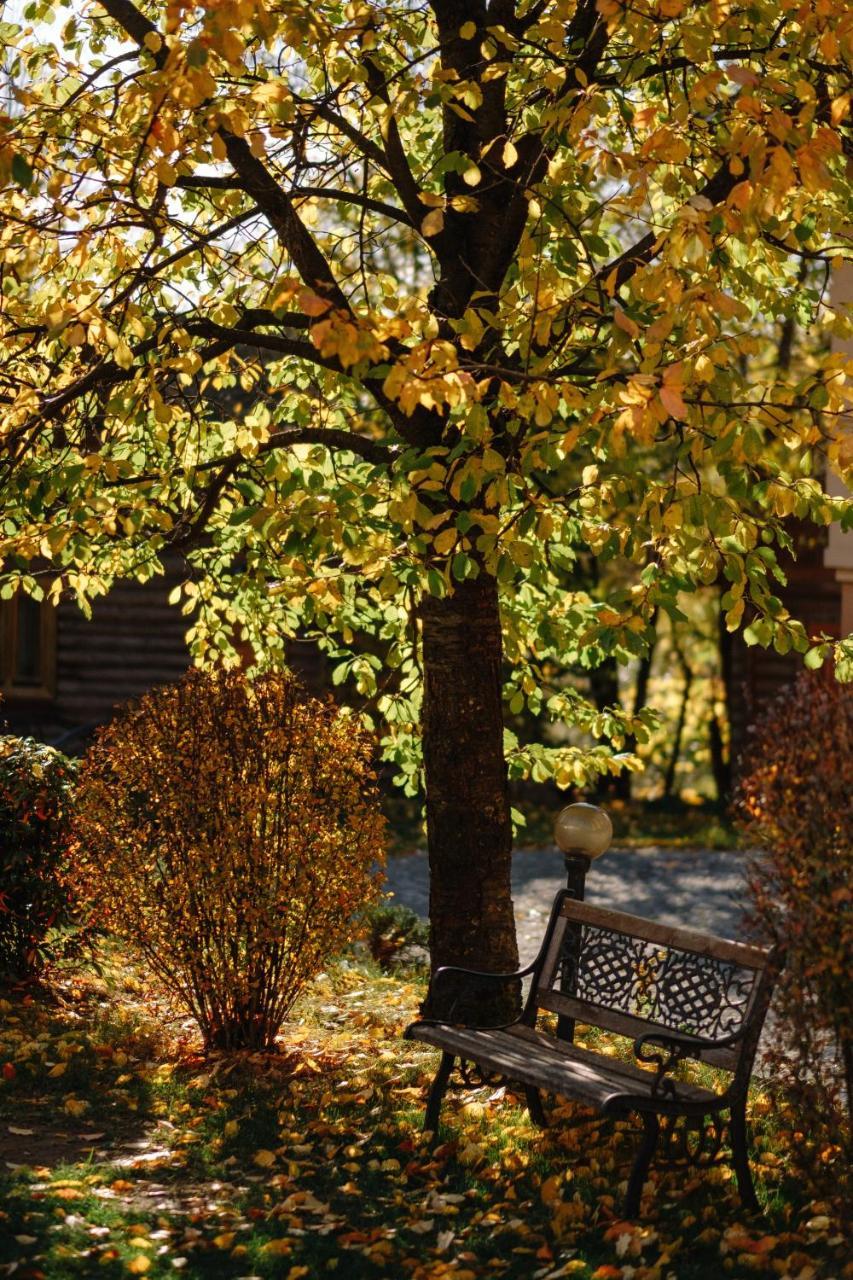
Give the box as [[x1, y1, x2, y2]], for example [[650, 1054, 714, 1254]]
[[405, 890, 781, 1217]]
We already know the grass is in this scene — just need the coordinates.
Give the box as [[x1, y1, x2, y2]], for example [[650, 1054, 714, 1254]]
[[0, 949, 846, 1280], [384, 792, 742, 856], [513, 798, 740, 852]]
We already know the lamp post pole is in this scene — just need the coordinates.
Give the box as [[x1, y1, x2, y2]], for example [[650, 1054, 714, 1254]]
[[553, 803, 612, 1042]]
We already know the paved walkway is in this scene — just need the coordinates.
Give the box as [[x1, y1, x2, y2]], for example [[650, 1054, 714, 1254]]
[[384, 845, 750, 963]]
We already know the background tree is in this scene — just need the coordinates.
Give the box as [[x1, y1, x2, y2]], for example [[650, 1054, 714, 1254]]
[[1, 0, 851, 980]]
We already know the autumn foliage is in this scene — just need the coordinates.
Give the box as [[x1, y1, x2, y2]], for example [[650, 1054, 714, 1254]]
[[72, 670, 385, 1051], [737, 671, 852, 1197], [0, 736, 77, 981]]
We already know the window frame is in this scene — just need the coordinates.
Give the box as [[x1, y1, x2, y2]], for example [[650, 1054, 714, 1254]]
[[0, 595, 57, 702]]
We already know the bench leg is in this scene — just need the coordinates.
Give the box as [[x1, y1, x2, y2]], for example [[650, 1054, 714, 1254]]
[[730, 1100, 760, 1213], [424, 1052, 455, 1138], [525, 1085, 548, 1128], [624, 1114, 659, 1218]]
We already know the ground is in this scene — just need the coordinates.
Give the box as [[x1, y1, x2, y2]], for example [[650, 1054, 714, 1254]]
[[0, 937, 847, 1280], [385, 844, 746, 962]]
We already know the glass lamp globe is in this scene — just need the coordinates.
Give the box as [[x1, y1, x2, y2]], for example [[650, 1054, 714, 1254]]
[[553, 803, 612, 859]]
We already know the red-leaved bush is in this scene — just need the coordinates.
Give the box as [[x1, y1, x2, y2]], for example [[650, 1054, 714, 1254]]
[[736, 670, 851, 1198], [0, 737, 77, 980], [72, 670, 386, 1051]]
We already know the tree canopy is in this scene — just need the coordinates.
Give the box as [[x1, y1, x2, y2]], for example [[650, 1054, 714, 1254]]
[[1, 0, 852, 852]]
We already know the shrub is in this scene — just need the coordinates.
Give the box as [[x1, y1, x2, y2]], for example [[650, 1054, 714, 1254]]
[[0, 736, 77, 980], [73, 669, 386, 1051], [736, 670, 852, 1197], [362, 901, 429, 970]]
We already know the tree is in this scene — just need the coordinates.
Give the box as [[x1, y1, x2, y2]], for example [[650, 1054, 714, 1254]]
[[1, 0, 851, 982]]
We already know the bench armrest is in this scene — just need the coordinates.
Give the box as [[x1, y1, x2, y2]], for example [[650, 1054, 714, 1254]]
[[633, 1027, 748, 1099], [414, 959, 539, 1030]]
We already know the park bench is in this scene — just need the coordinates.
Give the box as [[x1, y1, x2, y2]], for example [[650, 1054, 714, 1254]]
[[405, 890, 782, 1217]]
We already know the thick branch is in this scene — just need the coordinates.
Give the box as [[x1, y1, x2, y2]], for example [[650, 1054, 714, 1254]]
[[593, 159, 744, 294], [360, 32, 426, 226], [98, 0, 352, 312], [170, 426, 397, 548], [176, 176, 412, 225]]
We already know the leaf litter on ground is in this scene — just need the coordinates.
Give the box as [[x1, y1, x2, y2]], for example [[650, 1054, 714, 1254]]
[[0, 951, 849, 1280]]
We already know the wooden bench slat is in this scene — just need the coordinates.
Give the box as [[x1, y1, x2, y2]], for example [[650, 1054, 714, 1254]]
[[407, 1022, 720, 1109], [558, 900, 769, 970], [536, 990, 741, 1071]]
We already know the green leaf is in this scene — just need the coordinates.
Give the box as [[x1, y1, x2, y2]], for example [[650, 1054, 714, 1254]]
[[11, 154, 33, 187]]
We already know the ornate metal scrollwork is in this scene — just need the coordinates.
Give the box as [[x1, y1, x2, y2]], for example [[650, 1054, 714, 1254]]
[[559, 924, 757, 1041], [657, 1112, 728, 1168]]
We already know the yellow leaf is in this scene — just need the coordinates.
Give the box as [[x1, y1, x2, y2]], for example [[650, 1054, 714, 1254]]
[[614, 308, 640, 339], [49, 1062, 67, 1077], [253, 1148, 277, 1167], [502, 140, 518, 168], [540, 1174, 563, 1205], [432, 527, 457, 556], [462, 163, 481, 187], [114, 340, 134, 370], [223, 1119, 239, 1138], [459, 21, 477, 39], [299, 292, 332, 317], [155, 159, 176, 187], [420, 209, 444, 238], [143, 31, 162, 54], [213, 1232, 235, 1250], [725, 599, 744, 631], [127, 1258, 150, 1275], [262, 1239, 291, 1255], [660, 386, 688, 419]]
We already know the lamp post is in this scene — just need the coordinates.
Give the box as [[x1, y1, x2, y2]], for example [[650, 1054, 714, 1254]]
[[553, 802, 612, 1041]]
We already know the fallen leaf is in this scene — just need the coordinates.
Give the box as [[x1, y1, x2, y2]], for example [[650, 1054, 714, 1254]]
[[262, 1238, 292, 1255]]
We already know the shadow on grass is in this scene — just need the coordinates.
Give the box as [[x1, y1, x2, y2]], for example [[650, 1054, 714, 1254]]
[[0, 961, 845, 1280]]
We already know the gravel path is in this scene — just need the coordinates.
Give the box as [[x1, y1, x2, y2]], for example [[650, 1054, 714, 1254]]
[[384, 845, 750, 963]]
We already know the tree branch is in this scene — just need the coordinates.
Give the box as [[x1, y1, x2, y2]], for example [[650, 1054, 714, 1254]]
[[175, 176, 412, 226], [98, 0, 353, 313], [169, 427, 397, 548], [591, 159, 745, 294]]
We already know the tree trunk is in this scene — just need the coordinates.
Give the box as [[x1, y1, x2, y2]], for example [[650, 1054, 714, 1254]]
[[420, 573, 518, 1004], [711, 595, 734, 802], [589, 657, 630, 801], [663, 643, 692, 799]]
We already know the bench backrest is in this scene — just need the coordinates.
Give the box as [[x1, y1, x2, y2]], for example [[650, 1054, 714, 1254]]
[[532, 896, 776, 1074]]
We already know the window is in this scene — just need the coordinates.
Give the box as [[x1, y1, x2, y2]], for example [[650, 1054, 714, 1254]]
[[0, 595, 56, 700]]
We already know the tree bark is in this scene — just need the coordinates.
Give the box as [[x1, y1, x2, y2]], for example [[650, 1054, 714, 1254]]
[[663, 642, 692, 799], [420, 573, 518, 1000], [711, 594, 734, 801]]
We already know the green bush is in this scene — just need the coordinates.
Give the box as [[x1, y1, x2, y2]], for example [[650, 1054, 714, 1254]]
[[362, 901, 429, 970], [0, 736, 77, 980], [72, 669, 387, 1052], [737, 670, 852, 1201]]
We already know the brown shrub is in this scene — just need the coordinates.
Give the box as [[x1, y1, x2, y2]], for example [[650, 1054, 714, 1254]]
[[736, 670, 852, 1198], [72, 669, 385, 1051]]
